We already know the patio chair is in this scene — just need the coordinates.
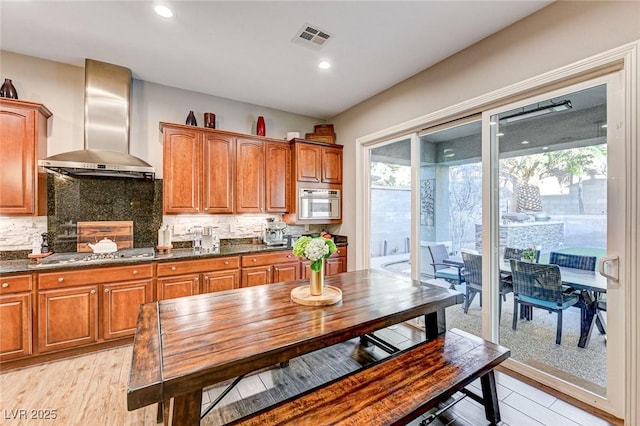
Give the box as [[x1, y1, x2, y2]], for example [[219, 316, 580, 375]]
[[427, 244, 464, 289], [504, 247, 540, 263], [502, 247, 540, 319], [549, 252, 596, 271], [548, 251, 606, 333], [510, 259, 580, 345], [461, 252, 512, 318]]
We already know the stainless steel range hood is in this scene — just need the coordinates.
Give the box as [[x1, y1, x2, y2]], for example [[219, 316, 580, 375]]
[[39, 59, 155, 180]]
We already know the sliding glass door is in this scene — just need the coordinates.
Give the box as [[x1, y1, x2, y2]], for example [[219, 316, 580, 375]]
[[363, 72, 625, 417], [368, 137, 412, 277], [487, 75, 625, 415]]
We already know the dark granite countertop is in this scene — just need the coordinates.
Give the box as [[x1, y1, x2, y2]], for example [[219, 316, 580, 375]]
[[0, 242, 347, 275]]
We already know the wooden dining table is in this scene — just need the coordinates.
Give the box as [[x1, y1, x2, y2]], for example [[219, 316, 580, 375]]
[[444, 256, 607, 348], [127, 269, 464, 425]]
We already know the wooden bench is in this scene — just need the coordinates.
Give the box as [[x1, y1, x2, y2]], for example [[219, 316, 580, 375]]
[[229, 328, 510, 426]]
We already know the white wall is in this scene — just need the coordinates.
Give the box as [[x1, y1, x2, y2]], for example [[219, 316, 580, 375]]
[[330, 1, 640, 272], [0, 50, 322, 178]]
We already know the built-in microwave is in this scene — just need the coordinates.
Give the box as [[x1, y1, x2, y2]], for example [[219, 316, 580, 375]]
[[299, 188, 341, 220]]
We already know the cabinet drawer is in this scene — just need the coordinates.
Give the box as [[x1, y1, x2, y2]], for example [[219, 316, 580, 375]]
[[38, 264, 153, 289], [0, 274, 32, 294], [157, 256, 240, 277], [241, 251, 298, 267], [330, 246, 348, 258]]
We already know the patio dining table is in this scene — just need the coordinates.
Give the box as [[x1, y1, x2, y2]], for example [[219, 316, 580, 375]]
[[444, 256, 607, 348]]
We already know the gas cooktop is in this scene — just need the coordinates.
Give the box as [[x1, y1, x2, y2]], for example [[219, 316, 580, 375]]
[[40, 248, 155, 265]]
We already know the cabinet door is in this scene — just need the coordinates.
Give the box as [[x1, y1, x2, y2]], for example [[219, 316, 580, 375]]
[[101, 279, 152, 340], [272, 262, 300, 283], [163, 127, 202, 213], [38, 286, 98, 353], [326, 257, 346, 276], [236, 138, 264, 213], [321, 147, 343, 184], [203, 133, 234, 213], [203, 270, 240, 293], [0, 293, 32, 361], [0, 105, 36, 214], [295, 143, 321, 182], [157, 274, 200, 300], [326, 246, 348, 276], [241, 266, 272, 287], [265, 141, 290, 213]]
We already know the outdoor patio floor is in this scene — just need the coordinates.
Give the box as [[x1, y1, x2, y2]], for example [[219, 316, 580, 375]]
[[376, 257, 607, 396]]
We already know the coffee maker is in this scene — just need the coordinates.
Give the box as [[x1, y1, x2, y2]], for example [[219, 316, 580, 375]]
[[263, 218, 286, 246]]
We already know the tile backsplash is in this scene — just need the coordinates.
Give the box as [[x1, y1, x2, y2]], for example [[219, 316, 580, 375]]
[[0, 216, 47, 251], [0, 174, 335, 254]]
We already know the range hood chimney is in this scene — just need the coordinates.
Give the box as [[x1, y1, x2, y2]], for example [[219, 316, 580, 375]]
[[39, 59, 155, 180]]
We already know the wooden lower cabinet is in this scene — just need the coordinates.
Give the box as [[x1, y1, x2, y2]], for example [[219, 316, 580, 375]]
[[38, 285, 98, 353], [101, 279, 152, 340], [0, 293, 32, 361], [156, 256, 241, 298], [0, 274, 33, 361], [157, 274, 200, 300], [273, 262, 300, 283], [242, 266, 273, 287], [326, 246, 348, 276], [241, 251, 301, 287], [203, 269, 240, 293], [301, 246, 348, 279], [36, 264, 153, 354]]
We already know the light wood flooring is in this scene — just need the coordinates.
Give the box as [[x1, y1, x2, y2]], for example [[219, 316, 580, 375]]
[[0, 324, 622, 426]]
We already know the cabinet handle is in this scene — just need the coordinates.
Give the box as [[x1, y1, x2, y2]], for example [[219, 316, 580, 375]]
[[58, 277, 64, 283], [337, 250, 341, 254], [1, 283, 8, 288], [90, 290, 96, 294], [224, 261, 229, 265], [104, 288, 110, 293], [171, 266, 177, 271], [252, 259, 257, 262], [195, 277, 199, 281], [132, 270, 138, 275]]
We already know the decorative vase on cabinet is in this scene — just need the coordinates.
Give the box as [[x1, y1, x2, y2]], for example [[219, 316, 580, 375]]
[[185, 110, 197, 126], [0, 79, 18, 99], [256, 116, 266, 136]]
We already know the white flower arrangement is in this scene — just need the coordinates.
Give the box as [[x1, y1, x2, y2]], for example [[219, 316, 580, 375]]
[[292, 235, 337, 272]]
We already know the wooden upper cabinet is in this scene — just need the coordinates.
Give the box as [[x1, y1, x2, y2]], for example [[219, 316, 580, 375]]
[[321, 146, 343, 184], [163, 126, 201, 213], [293, 141, 343, 184], [265, 141, 290, 213], [203, 133, 234, 213], [295, 143, 322, 182], [0, 99, 51, 215], [162, 123, 290, 214], [236, 137, 264, 213]]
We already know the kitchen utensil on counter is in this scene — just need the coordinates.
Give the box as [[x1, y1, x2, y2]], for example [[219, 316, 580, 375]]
[[41, 232, 50, 254], [192, 226, 203, 253], [263, 218, 286, 246], [88, 238, 118, 254]]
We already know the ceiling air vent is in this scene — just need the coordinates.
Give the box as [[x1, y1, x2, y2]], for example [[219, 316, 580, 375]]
[[292, 23, 332, 50]]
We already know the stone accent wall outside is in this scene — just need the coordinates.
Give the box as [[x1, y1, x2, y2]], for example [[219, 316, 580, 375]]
[[475, 221, 565, 254]]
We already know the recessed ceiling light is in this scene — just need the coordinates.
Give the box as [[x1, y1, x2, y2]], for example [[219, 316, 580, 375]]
[[521, 140, 529, 144], [318, 61, 331, 69], [154, 5, 173, 18]]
